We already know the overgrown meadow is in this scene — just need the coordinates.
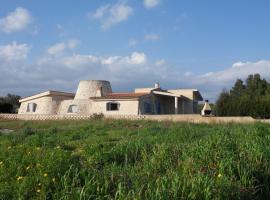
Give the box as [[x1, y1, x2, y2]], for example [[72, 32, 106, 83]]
[[0, 119, 270, 199]]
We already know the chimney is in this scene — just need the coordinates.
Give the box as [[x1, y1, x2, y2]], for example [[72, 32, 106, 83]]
[[154, 82, 160, 89]]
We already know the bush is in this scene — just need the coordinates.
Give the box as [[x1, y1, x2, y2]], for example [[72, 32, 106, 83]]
[[90, 113, 104, 120]]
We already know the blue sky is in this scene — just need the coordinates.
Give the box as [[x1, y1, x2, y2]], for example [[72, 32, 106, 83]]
[[1, 0, 270, 101]]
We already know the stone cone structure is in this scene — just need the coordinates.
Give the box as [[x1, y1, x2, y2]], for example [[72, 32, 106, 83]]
[[58, 80, 112, 115], [75, 80, 112, 99]]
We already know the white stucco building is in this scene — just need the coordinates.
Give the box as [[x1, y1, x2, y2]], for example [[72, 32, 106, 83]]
[[18, 80, 203, 115]]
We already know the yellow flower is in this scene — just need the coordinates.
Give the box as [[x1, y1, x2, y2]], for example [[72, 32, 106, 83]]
[[37, 189, 41, 193], [0, 161, 3, 165], [43, 173, 48, 177], [52, 178, 56, 182], [38, 183, 41, 186], [27, 151, 31, 155], [17, 176, 23, 181], [217, 173, 222, 178], [26, 166, 31, 170]]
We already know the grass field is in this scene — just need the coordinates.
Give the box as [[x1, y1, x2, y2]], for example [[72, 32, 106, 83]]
[[0, 119, 270, 199]]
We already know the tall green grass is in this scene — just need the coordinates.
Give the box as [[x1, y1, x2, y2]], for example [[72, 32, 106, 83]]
[[0, 120, 270, 199]]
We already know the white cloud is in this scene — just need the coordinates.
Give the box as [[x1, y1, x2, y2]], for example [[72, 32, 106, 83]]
[[89, 3, 133, 30], [101, 52, 147, 65], [143, 0, 160, 9], [47, 39, 80, 55], [0, 42, 31, 62], [1, 40, 270, 102], [47, 42, 66, 55], [197, 61, 270, 85], [183, 60, 270, 100], [0, 7, 33, 33], [129, 52, 147, 64], [145, 33, 160, 41], [46, 51, 147, 69], [60, 55, 99, 69]]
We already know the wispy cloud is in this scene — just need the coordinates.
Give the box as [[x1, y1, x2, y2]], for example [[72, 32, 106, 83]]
[[89, 2, 133, 30], [47, 42, 66, 55], [46, 39, 80, 55], [128, 39, 137, 47], [0, 7, 33, 33], [0, 42, 31, 62], [143, 0, 160, 9], [144, 33, 160, 41]]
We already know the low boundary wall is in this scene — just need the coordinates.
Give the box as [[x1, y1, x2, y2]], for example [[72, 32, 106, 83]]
[[0, 114, 258, 124]]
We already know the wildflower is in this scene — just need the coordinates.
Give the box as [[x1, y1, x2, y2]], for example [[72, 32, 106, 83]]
[[38, 183, 41, 186], [37, 189, 41, 193], [217, 173, 222, 178], [0, 161, 3, 165], [26, 166, 31, 170], [17, 176, 23, 181], [27, 151, 31, 155], [52, 178, 56, 182], [43, 173, 48, 177]]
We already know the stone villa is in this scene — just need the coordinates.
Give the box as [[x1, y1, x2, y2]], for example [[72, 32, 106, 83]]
[[18, 80, 203, 116]]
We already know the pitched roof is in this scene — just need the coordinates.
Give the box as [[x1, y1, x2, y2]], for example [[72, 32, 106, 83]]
[[91, 92, 149, 100]]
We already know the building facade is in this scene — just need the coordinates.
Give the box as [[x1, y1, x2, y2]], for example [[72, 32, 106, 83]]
[[18, 80, 203, 115]]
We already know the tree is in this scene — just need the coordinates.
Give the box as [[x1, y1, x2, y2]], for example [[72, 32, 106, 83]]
[[230, 79, 245, 97], [0, 94, 21, 113], [215, 74, 270, 118], [215, 89, 230, 116]]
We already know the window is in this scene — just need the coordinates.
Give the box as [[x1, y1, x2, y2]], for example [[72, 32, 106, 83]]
[[68, 105, 78, 113], [106, 102, 119, 111], [27, 103, 37, 112]]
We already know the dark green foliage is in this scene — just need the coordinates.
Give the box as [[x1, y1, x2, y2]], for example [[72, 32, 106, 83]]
[[1, 119, 270, 199], [0, 103, 13, 113], [0, 94, 21, 113], [216, 74, 270, 118]]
